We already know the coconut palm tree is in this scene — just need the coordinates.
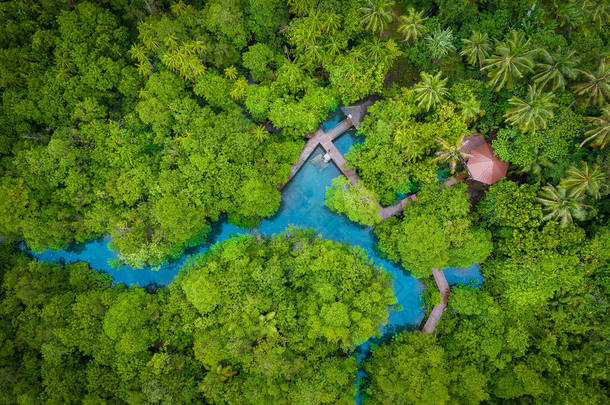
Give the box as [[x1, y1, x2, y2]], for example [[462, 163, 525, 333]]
[[561, 162, 607, 199], [360, 0, 395, 36], [461, 31, 491, 68], [459, 96, 484, 124], [224, 66, 238, 80], [483, 30, 536, 90], [252, 125, 269, 143], [582, 0, 610, 28], [434, 135, 472, 174], [425, 28, 456, 60], [287, 0, 315, 16], [414, 71, 449, 111], [504, 85, 557, 134], [580, 106, 610, 149], [230, 77, 248, 100], [533, 48, 580, 91], [538, 185, 589, 227], [397, 8, 427, 42], [573, 58, 610, 106]]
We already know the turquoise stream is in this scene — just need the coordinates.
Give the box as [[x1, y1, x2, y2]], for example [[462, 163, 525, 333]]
[[29, 112, 483, 402]]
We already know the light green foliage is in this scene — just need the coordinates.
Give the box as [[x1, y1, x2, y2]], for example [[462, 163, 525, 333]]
[[478, 180, 543, 233], [538, 185, 589, 227], [242, 43, 281, 82], [397, 8, 427, 42], [483, 30, 535, 90], [414, 71, 449, 111], [461, 31, 491, 68], [103, 289, 159, 354], [363, 332, 451, 405], [246, 0, 290, 44], [459, 95, 484, 123], [561, 162, 608, 199], [327, 42, 400, 104], [375, 184, 492, 277], [581, 106, 610, 149], [505, 85, 557, 133], [359, 0, 395, 36], [492, 222, 592, 308], [179, 231, 396, 403], [425, 28, 456, 60], [325, 177, 382, 226], [433, 135, 471, 174], [533, 48, 579, 91], [0, 231, 398, 403], [347, 89, 468, 203], [0, 4, 307, 267], [493, 106, 586, 173]]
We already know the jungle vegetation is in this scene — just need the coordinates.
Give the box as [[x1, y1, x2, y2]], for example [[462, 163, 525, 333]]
[[0, 0, 608, 404]]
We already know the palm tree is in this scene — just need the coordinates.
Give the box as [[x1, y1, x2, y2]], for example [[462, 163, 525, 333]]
[[287, 0, 315, 16], [561, 162, 607, 199], [538, 185, 589, 227], [397, 8, 427, 42], [533, 48, 579, 91], [224, 66, 238, 80], [582, 0, 610, 28], [482, 30, 536, 90], [252, 125, 269, 143], [414, 71, 449, 111], [425, 28, 456, 60], [459, 96, 484, 124], [504, 85, 557, 134], [573, 58, 609, 106], [230, 77, 248, 100], [580, 106, 610, 149], [365, 38, 400, 66], [360, 0, 395, 36], [461, 31, 491, 68], [434, 135, 472, 174]]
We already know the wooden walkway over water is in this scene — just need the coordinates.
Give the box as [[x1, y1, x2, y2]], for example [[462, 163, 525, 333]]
[[279, 101, 467, 221], [422, 268, 450, 334], [279, 99, 468, 334]]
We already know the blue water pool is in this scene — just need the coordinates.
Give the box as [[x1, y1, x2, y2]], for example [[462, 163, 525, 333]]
[[444, 263, 485, 286], [28, 110, 482, 404], [334, 129, 364, 155], [321, 107, 347, 132]]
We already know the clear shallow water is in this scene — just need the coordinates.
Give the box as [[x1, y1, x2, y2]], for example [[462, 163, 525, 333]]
[[321, 107, 347, 132], [444, 263, 485, 286], [28, 112, 482, 403]]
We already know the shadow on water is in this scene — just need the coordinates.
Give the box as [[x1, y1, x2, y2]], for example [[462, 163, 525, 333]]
[[26, 110, 483, 404]]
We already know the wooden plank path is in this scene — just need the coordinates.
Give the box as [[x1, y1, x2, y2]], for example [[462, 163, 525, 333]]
[[326, 118, 354, 141], [422, 268, 451, 334], [276, 99, 468, 335], [279, 129, 325, 190], [379, 173, 469, 219]]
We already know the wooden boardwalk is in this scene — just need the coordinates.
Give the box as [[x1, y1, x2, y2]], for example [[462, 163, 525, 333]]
[[280, 99, 467, 221], [277, 99, 467, 336], [422, 268, 450, 334], [279, 129, 325, 190], [326, 118, 354, 140]]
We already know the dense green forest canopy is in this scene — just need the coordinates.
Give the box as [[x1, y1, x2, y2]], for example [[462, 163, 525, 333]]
[[0, 0, 608, 404], [0, 0, 608, 266], [0, 231, 395, 404]]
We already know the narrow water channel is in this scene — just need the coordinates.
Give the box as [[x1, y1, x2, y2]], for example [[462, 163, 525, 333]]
[[28, 111, 482, 403]]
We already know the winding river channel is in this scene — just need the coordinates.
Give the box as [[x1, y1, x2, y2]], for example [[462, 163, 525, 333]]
[[28, 113, 482, 402]]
